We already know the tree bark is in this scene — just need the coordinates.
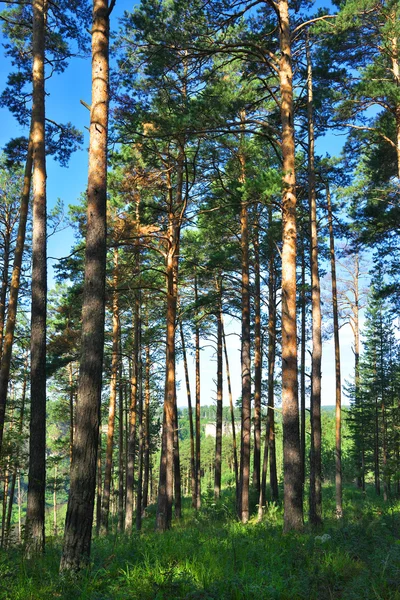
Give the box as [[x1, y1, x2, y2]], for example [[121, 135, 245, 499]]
[[222, 317, 239, 499], [307, 37, 323, 528], [267, 244, 278, 503], [60, 0, 109, 571], [0, 218, 12, 362], [173, 396, 182, 518], [278, 0, 303, 532], [214, 284, 223, 499], [325, 182, 343, 517], [136, 311, 144, 531], [25, 0, 47, 556], [142, 338, 151, 511], [253, 216, 262, 495], [100, 247, 120, 535], [179, 320, 196, 507], [300, 237, 306, 486], [118, 368, 124, 531], [156, 204, 180, 530], [195, 271, 201, 510], [239, 112, 251, 523], [125, 280, 139, 531]]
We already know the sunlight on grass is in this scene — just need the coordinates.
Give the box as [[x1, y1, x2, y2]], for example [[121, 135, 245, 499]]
[[0, 485, 399, 600]]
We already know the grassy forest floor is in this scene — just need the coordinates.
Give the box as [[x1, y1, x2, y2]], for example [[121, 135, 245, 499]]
[[0, 485, 399, 600]]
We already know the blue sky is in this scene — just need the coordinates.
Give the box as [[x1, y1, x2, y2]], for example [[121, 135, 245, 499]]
[[0, 0, 358, 409]]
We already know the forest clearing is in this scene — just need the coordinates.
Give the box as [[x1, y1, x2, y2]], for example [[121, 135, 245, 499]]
[[0, 0, 400, 597]]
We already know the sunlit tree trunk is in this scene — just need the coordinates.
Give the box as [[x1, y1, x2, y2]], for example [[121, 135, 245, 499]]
[[25, 0, 47, 556], [60, 0, 110, 571], [278, 0, 303, 532]]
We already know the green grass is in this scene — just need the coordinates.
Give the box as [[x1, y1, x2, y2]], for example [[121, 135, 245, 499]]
[[1, 485, 400, 600]]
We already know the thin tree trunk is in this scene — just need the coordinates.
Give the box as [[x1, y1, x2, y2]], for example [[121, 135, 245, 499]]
[[325, 182, 343, 517], [142, 340, 151, 511], [0, 137, 32, 453], [136, 314, 144, 531], [239, 111, 251, 523], [0, 221, 11, 361], [100, 247, 120, 535], [222, 317, 239, 499], [5, 353, 27, 547], [300, 238, 306, 486], [118, 361, 124, 531], [268, 247, 278, 503], [69, 362, 74, 467], [258, 415, 270, 522], [173, 397, 182, 518], [307, 37, 323, 528], [253, 217, 262, 494], [25, 0, 47, 556], [96, 429, 102, 536], [278, 0, 303, 532], [179, 320, 196, 507], [5, 470, 16, 547], [214, 286, 223, 499], [1, 468, 9, 548], [195, 272, 201, 510], [60, 0, 110, 571], [53, 464, 58, 537], [125, 287, 139, 531]]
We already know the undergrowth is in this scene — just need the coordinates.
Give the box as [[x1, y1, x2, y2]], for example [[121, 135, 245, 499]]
[[1, 485, 399, 600]]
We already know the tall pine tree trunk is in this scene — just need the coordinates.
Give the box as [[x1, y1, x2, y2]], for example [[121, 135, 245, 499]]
[[307, 38, 323, 528], [25, 0, 47, 555], [156, 221, 179, 531], [325, 181, 343, 517], [60, 0, 110, 571], [278, 0, 303, 532]]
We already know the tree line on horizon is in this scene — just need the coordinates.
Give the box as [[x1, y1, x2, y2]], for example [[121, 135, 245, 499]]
[[0, 0, 399, 574]]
